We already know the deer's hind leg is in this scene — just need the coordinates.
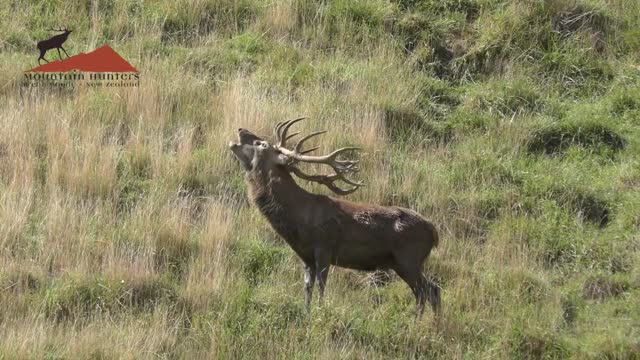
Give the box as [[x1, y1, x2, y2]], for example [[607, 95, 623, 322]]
[[38, 49, 48, 64], [393, 263, 425, 319], [420, 273, 441, 314]]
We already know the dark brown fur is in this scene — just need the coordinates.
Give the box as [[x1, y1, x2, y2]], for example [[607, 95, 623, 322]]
[[230, 126, 440, 317], [245, 161, 440, 316]]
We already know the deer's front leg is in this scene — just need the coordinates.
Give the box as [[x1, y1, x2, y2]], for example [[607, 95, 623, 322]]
[[314, 250, 331, 304], [303, 262, 316, 310]]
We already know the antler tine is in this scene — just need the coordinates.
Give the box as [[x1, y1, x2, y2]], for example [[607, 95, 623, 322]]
[[279, 117, 306, 147], [294, 130, 327, 153], [274, 118, 364, 195], [279, 146, 361, 163], [300, 147, 319, 155], [274, 120, 287, 143], [326, 147, 361, 160], [334, 171, 365, 187], [286, 131, 300, 141], [290, 167, 362, 196], [279, 144, 362, 175]]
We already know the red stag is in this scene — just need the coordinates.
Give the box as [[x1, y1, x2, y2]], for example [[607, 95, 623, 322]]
[[229, 118, 441, 317]]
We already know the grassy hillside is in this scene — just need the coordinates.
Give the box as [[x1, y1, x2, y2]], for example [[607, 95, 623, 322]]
[[0, 0, 639, 358]]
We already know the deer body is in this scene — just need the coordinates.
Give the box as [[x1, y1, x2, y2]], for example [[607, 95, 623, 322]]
[[37, 28, 72, 64], [247, 167, 437, 269], [230, 121, 441, 317]]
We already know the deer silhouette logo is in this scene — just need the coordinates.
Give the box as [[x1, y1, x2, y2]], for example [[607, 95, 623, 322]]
[[37, 27, 72, 64]]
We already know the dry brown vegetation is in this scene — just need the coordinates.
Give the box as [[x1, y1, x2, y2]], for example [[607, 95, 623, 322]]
[[0, 0, 639, 358]]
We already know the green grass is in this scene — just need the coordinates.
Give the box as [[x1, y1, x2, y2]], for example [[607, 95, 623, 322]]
[[0, 0, 639, 358]]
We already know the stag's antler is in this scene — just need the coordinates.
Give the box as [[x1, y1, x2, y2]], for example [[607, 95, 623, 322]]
[[274, 117, 364, 195]]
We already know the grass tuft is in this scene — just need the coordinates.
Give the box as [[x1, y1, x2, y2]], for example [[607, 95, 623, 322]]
[[528, 121, 625, 156]]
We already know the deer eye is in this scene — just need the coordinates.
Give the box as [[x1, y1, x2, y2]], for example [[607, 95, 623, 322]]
[[260, 142, 268, 148]]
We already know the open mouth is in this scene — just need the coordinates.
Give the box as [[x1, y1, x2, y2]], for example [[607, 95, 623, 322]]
[[228, 129, 244, 148], [239, 128, 262, 145]]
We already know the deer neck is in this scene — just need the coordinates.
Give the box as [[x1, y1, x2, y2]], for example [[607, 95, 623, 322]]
[[246, 167, 311, 234], [247, 167, 310, 210]]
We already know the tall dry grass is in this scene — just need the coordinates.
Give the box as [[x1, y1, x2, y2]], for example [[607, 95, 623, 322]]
[[0, 0, 638, 358]]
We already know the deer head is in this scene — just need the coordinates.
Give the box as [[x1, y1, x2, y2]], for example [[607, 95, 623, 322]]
[[229, 117, 364, 195]]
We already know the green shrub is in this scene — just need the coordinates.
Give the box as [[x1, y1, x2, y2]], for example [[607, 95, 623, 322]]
[[116, 149, 153, 212], [465, 78, 546, 116], [161, 0, 258, 43], [328, 0, 397, 28], [154, 221, 198, 277], [582, 275, 630, 301], [231, 240, 287, 285], [510, 326, 571, 359], [42, 275, 176, 321], [610, 87, 640, 115], [528, 121, 625, 156]]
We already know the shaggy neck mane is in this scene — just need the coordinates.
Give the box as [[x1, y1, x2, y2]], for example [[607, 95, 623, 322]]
[[246, 166, 310, 239]]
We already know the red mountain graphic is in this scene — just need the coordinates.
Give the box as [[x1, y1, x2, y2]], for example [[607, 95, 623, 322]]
[[25, 45, 138, 73]]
